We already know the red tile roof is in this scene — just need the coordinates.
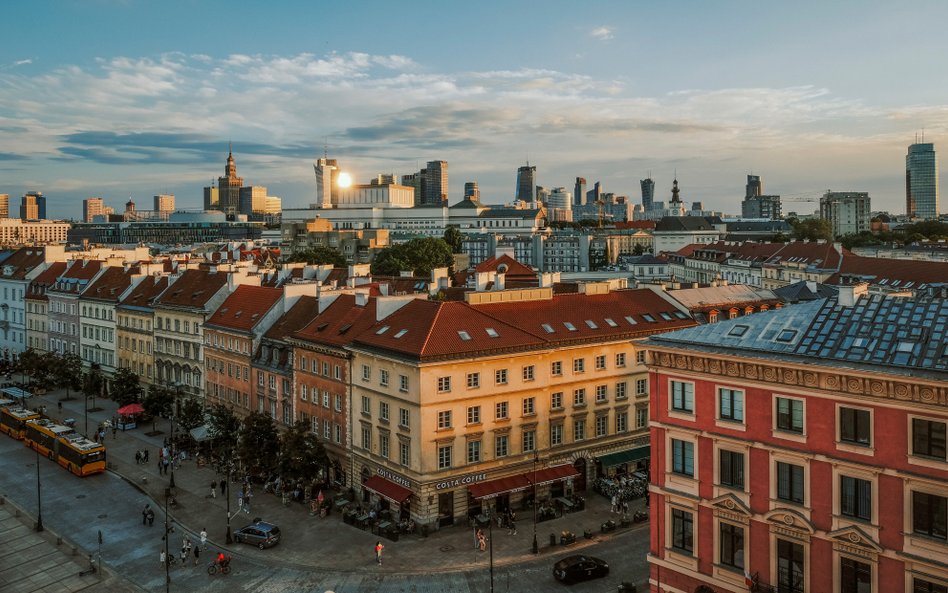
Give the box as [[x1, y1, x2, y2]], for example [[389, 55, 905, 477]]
[[82, 266, 140, 303], [49, 260, 103, 294], [0, 247, 47, 280], [26, 262, 67, 302], [263, 296, 319, 341], [293, 294, 381, 349], [205, 285, 282, 333], [156, 269, 229, 308], [614, 220, 657, 230], [827, 254, 948, 286], [119, 275, 170, 309], [474, 254, 537, 279]]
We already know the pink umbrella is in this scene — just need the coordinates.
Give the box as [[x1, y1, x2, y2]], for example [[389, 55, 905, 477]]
[[117, 403, 145, 416]]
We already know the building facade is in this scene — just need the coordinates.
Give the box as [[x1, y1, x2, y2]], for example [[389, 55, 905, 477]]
[[906, 142, 939, 219], [0, 219, 70, 246], [117, 275, 170, 393], [25, 262, 66, 352], [820, 192, 871, 237], [79, 266, 143, 378], [47, 260, 104, 356], [517, 164, 536, 205], [644, 285, 948, 593]]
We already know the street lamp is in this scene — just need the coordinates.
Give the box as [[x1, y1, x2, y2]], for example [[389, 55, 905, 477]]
[[531, 449, 539, 554], [163, 487, 173, 593], [34, 446, 43, 532], [224, 459, 234, 544]]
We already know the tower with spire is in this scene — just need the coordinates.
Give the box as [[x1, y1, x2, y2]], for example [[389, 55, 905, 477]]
[[216, 144, 243, 215]]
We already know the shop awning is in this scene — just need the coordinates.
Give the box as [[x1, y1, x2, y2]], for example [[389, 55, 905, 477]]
[[468, 474, 532, 500], [189, 425, 209, 442], [363, 475, 412, 505], [597, 446, 650, 468], [531, 464, 580, 486], [1, 387, 32, 400]]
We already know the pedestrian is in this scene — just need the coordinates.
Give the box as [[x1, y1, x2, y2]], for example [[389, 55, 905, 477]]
[[244, 489, 252, 513], [478, 531, 488, 552], [163, 457, 170, 475], [99, 429, 106, 442], [507, 512, 517, 536], [611, 494, 618, 513], [160, 549, 166, 566], [210, 481, 216, 499], [474, 528, 482, 549], [179, 547, 187, 566], [374, 541, 384, 565], [158, 458, 163, 475], [135, 450, 142, 465], [147, 507, 155, 526], [219, 478, 227, 496], [142, 504, 151, 526], [193, 545, 200, 566], [200, 528, 208, 550], [57, 401, 62, 414], [144, 449, 149, 463], [112, 424, 117, 439], [237, 489, 243, 512]]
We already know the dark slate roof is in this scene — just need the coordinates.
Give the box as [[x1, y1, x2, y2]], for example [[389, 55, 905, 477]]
[[773, 281, 838, 303], [725, 220, 792, 232], [654, 216, 719, 231], [478, 208, 541, 219]]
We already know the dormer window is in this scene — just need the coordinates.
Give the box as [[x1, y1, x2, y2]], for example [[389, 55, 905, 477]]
[[563, 322, 577, 331], [376, 326, 390, 335], [585, 320, 598, 329], [485, 328, 499, 338], [728, 325, 749, 338]]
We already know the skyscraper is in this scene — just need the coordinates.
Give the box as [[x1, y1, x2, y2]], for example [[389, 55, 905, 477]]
[[820, 191, 871, 237], [0, 194, 10, 219], [586, 181, 602, 205], [745, 174, 763, 199], [423, 160, 448, 206], [217, 148, 244, 215], [20, 192, 45, 220], [640, 177, 655, 211], [906, 141, 939, 219], [574, 177, 586, 207], [463, 182, 480, 201], [154, 194, 175, 212], [314, 156, 338, 209], [83, 197, 107, 222], [516, 164, 536, 204]]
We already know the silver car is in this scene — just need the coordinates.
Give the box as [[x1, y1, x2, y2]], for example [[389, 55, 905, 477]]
[[233, 521, 280, 549]]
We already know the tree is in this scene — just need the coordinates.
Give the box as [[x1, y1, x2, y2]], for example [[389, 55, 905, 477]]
[[142, 384, 174, 435], [176, 398, 205, 431], [55, 353, 83, 400], [442, 225, 463, 254], [278, 420, 328, 482], [632, 243, 646, 256], [110, 367, 142, 407], [206, 404, 241, 458], [16, 348, 42, 384], [82, 365, 104, 411], [791, 218, 833, 242], [371, 237, 454, 277], [237, 412, 281, 478], [287, 245, 348, 267]]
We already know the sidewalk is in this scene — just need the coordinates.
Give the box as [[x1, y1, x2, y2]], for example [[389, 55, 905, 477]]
[[29, 387, 649, 575]]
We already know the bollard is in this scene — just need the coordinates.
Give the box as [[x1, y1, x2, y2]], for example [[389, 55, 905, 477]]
[[14, 509, 20, 517], [72, 546, 78, 556], [549, 533, 556, 546], [57, 536, 62, 545]]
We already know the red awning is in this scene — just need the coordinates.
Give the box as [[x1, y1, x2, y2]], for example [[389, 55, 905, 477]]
[[468, 474, 532, 500], [531, 464, 580, 487], [362, 475, 412, 504]]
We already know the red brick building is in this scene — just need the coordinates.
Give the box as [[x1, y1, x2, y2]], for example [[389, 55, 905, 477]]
[[643, 284, 948, 593]]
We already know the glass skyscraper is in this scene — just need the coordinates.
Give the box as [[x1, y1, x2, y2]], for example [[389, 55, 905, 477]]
[[906, 142, 938, 219]]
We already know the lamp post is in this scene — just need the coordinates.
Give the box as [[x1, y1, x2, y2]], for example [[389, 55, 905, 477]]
[[34, 446, 43, 532], [488, 506, 494, 593], [225, 460, 234, 544], [168, 382, 181, 489], [163, 487, 172, 593], [531, 449, 539, 554]]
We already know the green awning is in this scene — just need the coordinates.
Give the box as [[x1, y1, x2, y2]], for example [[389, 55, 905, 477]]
[[597, 446, 650, 468]]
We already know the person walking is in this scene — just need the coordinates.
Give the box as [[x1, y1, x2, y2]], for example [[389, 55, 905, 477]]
[[219, 478, 227, 496], [374, 541, 384, 565], [147, 506, 155, 526], [210, 481, 216, 499], [159, 549, 166, 567], [193, 545, 200, 566], [57, 401, 62, 414], [200, 528, 208, 551], [474, 528, 482, 549], [507, 512, 517, 536], [142, 504, 151, 526]]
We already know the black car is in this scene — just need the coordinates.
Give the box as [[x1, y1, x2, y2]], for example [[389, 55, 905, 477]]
[[233, 521, 280, 549], [553, 554, 609, 584]]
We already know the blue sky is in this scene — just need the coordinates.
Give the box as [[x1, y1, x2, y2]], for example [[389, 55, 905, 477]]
[[1, 0, 946, 218]]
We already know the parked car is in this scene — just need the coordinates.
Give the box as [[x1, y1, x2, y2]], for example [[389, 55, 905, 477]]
[[552, 554, 609, 584], [233, 521, 281, 549]]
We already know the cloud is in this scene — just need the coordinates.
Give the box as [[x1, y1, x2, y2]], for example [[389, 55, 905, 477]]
[[0, 152, 28, 161], [590, 27, 613, 41], [15, 59, 32, 66]]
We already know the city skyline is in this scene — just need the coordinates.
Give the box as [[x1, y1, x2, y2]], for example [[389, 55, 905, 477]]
[[2, 1, 947, 218]]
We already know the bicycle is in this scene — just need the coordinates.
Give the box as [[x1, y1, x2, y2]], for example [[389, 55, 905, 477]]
[[207, 557, 232, 575]]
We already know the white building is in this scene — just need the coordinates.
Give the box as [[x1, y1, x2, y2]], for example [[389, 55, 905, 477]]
[[820, 191, 871, 237], [0, 245, 66, 360], [652, 216, 726, 254], [79, 266, 150, 379], [0, 219, 70, 246]]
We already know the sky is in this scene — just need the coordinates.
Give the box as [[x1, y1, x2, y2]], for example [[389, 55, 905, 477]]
[[1, 0, 947, 219]]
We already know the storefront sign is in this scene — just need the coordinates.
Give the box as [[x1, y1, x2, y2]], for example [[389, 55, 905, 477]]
[[376, 467, 412, 489], [435, 472, 487, 490]]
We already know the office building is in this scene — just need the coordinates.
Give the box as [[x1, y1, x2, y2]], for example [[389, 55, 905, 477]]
[[745, 174, 763, 198], [516, 164, 536, 205], [644, 285, 948, 593], [641, 177, 655, 211], [742, 194, 782, 220], [204, 148, 243, 215], [154, 194, 175, 213], [203, 184, 219, 211], [463, 182, 480, 201], [906, 142, 939, 219], [401, 172, 423, 206], [315, 156, 339, 209], [586, 181, 602, 205], [820, 191, 871, 237], [20, 192, 46, 221], [239, 185, 269, 218], [574, 177, 586, 207], [423, 160, 448, 206], [83, 198, 107, 223], [0, 194, 8, 219]]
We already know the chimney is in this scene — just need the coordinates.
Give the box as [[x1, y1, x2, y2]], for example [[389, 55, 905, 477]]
[[355, 290, 369, 307], [837, 282, 869, 307], [495, 272, 506, 291], [805, 280, 818, 293], [475, 271, 492, 292]]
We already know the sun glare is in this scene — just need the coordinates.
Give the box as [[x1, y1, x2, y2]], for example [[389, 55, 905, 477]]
[[337, 172, 352, 188]]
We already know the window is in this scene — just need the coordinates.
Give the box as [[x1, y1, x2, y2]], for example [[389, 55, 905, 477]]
[[495, 435, 508, 458], [777, 539, 804, 593], [671, 439, 694, 476], [635, 379, 647, 397], [322, 361, 330, 376], [551, 361, 562, 376], [361, 427, 371, 450], [596, 385, 607, 403], [671, 509, 693, 554], [467, 440, 481, 463], [322, 392, 330, 408], [551, 423, 563, 446], [840, 557, 871, 593], [573, 388, 586, 406], [334, 394, 342, 412], [379, 402, 390, 422], [840, 475, 872, 521], [495, 369, 508, 385], [636, 350, 646, 364], [595, 355, 606, 370], [379, 434, 390, 459], [438, 445, 452, 469], [616, 411, 628, 433], [595, 415, 607, 437], [573, 418, 585, 441], [522, 365, 534, 381], [616, 381, 628, 399], [719, 450, 744, 489], [671, 381, 694, 413], [361, 396, 371, 415], [399, 408, 410, 428], [438, 410, 452, 429], [523, 430, 535, 453], [551, 392, 563, 409], [399, 375, 408, 392], [912, 418, 947, 460], [467, 406, 481, 425], [334, 365, 341, 380], [776, 397, 804, 433], [635, 407, 648, 429], [379, 369, 389, 386], [719, 523, 744, 570], [615, 352, 626, 367], [361, 364, 370, 381], [399, 441, 410, 466], [913, 491, 947, 540], [467, 372, 480, 389], [573, 358, 585, 373], [437, 376, 451, 393], [840, 407, 871, 446], [777, 461, 805, 504], [495, 401, 508, 420], [719, 388, 744, 422], [522, 397, 535, 416], [914, 578, 948, 593]]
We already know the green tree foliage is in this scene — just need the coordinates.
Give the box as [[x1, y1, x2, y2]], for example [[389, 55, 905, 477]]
[[53, 352, 83, 398], [287, 245, 348, 267], [790, 218, 833, 241], [82, 365, 104, 409], [442, 225, 463, 254], [278, 420, 328, 482], [632, 243, 646, 256], [110, 367, 142, 407], [206, 404, 241, 457], [176, 398, 205, 431], [237, 412, 281, 477], [142, 384, 174, 434], [371, 237, 453, 277]]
